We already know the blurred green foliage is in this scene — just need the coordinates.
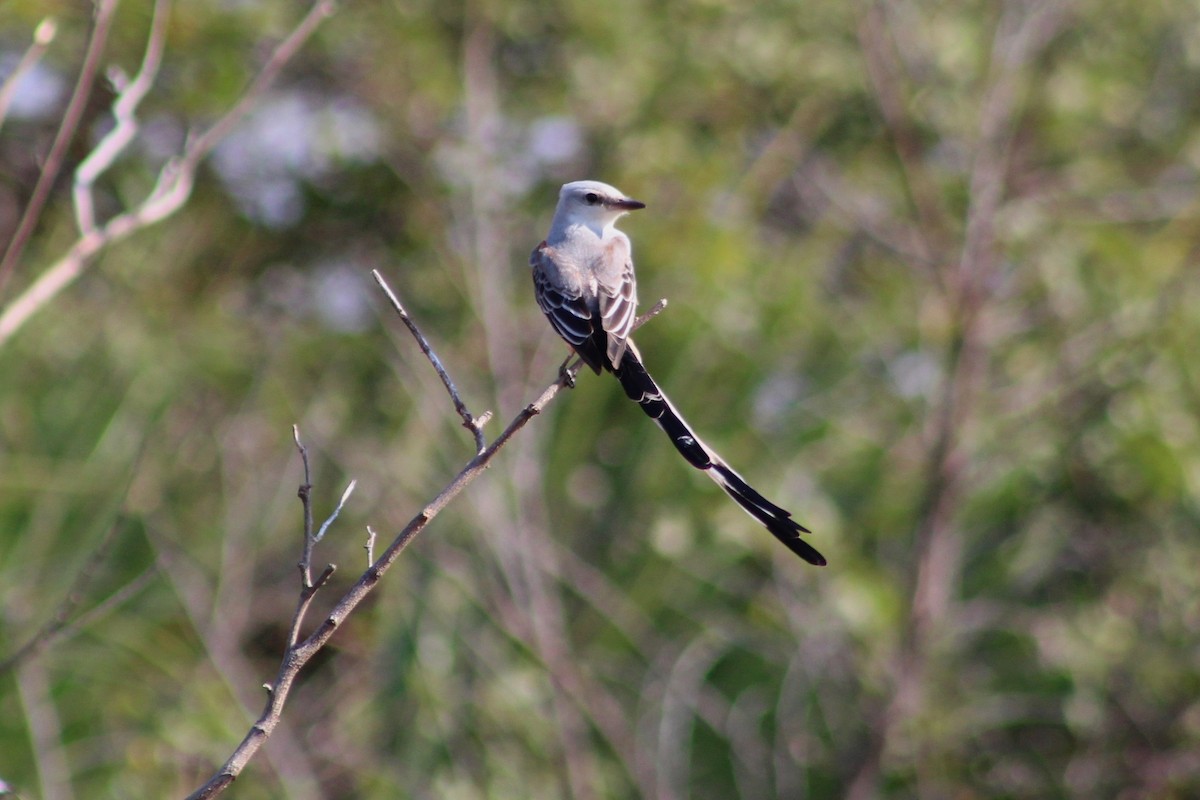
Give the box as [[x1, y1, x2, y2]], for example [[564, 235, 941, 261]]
[[2, 0, 1199, 797]]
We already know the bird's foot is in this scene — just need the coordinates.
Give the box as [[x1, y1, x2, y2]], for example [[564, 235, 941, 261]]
[[558, 356, 577, 388]]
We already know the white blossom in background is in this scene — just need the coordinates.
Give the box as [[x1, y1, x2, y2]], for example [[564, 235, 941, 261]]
[[212, 91, 383, 228], [0, 56, 65, 120], [312, 260, 372, 333]]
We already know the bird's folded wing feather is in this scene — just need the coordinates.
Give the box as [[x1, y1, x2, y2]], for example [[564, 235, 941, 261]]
[[531, 245, 592, 346], [597, 256, 636, 368]]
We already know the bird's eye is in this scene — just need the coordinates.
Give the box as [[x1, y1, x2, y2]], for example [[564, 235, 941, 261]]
[[584, 192, 599, 205]]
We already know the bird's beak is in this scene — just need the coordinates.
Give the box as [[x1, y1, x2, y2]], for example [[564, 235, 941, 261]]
[[611, 197, 646, 211]]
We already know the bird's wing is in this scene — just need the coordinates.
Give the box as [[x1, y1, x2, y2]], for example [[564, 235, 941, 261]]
[[595, 241, 637, 368], [531, 242, 606, 373]]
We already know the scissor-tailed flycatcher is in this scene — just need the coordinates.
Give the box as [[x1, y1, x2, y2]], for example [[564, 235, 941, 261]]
[[530, 180, 826, 566]]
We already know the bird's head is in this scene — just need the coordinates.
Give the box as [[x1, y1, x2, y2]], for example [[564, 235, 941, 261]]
[[554, 180, 645, 234]]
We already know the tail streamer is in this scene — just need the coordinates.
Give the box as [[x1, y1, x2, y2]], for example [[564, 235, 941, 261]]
[[611, 342, 825, 566]]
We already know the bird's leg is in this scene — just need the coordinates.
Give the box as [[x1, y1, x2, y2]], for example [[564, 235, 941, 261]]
[[558, 353, 577, 388]]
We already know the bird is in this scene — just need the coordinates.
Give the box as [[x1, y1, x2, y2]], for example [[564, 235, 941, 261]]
[[529, 180, 826, 566]]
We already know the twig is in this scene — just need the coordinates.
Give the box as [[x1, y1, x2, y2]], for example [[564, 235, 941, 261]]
[[373, 269, 491, 453], [0, 17, 58, 132], [0, 0, 338, 349], [633, 297, 668, 330], [288, 425, 339, 639], [292, 425, 316, 588], [364, 526, 377, 567], [0, 0, 117, 296], [287, 428, 340, 643], [315, 479, 357, 543]]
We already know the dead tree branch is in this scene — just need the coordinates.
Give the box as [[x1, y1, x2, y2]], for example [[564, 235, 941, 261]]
[[184, 274, 597, 798]]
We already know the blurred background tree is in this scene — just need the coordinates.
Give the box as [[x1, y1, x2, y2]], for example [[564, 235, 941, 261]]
[[2, 0, 1198, 797]]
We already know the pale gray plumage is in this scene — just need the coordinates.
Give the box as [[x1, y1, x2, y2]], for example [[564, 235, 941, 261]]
[[531, 180, 642, 371], [530, 180, 825, 566]]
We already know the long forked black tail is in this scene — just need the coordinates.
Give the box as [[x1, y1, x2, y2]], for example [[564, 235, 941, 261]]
[[610, 342, 826, 566]]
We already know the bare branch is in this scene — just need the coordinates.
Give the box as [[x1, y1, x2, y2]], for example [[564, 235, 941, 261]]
[[0, 17, 58, 131], [0, 0, 117, 296], [73, 0, 171, 235], [0, 0, 338, 349], [373, 269, 491, 452]]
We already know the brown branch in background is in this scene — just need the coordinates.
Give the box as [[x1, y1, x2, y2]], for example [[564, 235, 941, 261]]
[[735, 97, 825, 212], [795, 157, 937, 270], [0, 522, 157, 674], [16, 658, 71, 800], [456, 22, 612, 791], [0, 17, 58, 131], [846, 3, 1072, 798], [171, 0, 337, 183], [910, 0, 1072, 640], [0, 0, 338, 349], [184, 274, 583, 799], [856, 0, 951, 292], [0, 0, 117, 296]]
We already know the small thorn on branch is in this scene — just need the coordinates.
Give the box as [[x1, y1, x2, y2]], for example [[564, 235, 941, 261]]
[[313, 564, 336, 590], [364, 526, 377, 567], [300, 563, 337, 602]]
